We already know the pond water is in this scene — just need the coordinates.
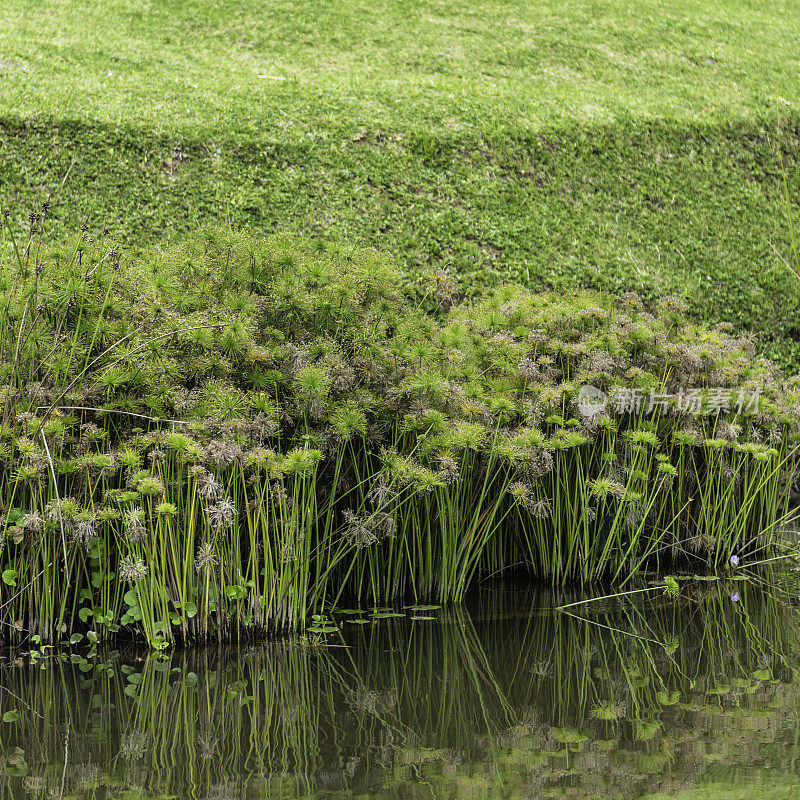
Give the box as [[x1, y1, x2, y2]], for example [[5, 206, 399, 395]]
[[1, 581, 799, 799]]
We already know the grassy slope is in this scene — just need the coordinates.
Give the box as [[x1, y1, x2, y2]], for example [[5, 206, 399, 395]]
[[2, 0, 800, 362]]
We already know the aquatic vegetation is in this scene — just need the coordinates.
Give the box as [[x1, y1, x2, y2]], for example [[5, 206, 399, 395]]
[[0, 587, 799, 799], [1, 220, 800, 645]]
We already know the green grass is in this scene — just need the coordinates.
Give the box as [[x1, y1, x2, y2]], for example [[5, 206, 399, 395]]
[[2, 0, 800, 363]]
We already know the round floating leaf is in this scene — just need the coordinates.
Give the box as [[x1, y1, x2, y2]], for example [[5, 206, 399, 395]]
[[2, 710, 19, 723], [308, 626, 337, 634]]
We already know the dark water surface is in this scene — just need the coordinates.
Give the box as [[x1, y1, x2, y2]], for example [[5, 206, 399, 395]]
[[2, 581, 800, 799]]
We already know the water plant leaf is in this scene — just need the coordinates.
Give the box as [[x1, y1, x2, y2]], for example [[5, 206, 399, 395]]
[[707, 684, 732, 695], [656, 690, 680, 706], [5, 509, 24, 527], [2, 710, 18, 723], [635, 721, 662, 741], [404, 605, 441, 611], [1, 569, 18, 587], [552, 728, 588, 745]]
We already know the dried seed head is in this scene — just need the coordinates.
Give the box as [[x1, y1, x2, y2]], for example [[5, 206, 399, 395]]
[[124, 508, 147, 543], [204, 439, 242, 468], [22, 511, 44, 534], [342, 509, 378, 549], [281, 544, 298, 563], [195, 471, 222, 501], [120, 730, 147, 760], [518, 356, 540, 381], [247, 412, 279, 442], [172, 387, 199, 414], [372, 511, 396, 539], [718, 421, 741, 442], [271, 482, 290, 507], [195, 541, 219, 573], [74, 518, 97, 547], [147, 449, 165, 464], [119, 555, 147, 583], [367, 474, 396, 508], [207, 498, 236, 530], [530, 498, 552, 519], [437, 453, 460, 484]]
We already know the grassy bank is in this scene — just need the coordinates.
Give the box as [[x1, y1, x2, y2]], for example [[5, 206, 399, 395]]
[[3, 116, 800, 366], [1, 0, 800, 364], [1, 227, 798, 647]]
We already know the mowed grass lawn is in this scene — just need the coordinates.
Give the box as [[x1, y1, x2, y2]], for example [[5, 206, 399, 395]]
[[2, 0, 800, 363]]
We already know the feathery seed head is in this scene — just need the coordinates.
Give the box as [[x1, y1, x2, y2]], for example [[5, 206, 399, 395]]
[[207, 498, 236, 531], [195, 541, 218, 573], [22, 511, 44, 534], [119, 555, 147, 583], [124, 508, 147, 543]]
